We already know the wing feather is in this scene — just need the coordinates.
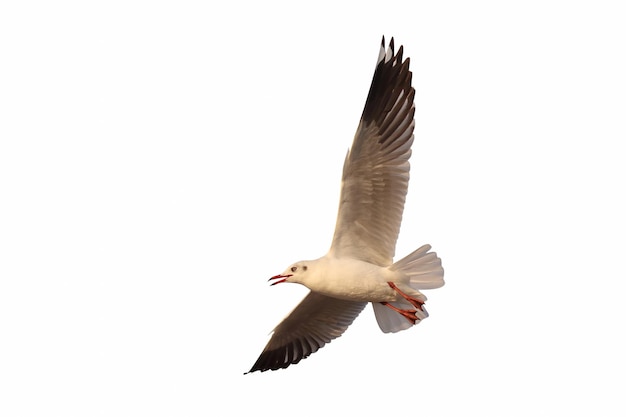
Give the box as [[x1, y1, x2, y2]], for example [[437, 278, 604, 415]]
[[329, 37, 416, 266], [246, 293, 366, 373]]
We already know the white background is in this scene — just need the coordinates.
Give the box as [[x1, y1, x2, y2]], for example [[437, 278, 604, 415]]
[[2, 1, 625, 416]]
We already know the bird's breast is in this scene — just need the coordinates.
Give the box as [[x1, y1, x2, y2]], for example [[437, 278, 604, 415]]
[[307, 258, 399, 302]]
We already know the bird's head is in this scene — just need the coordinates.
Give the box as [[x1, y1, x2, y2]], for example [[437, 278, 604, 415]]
[[269, 261, 312, 286]]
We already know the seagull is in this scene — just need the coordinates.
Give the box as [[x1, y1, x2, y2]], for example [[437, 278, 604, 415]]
[[246, 36, 444, 374]]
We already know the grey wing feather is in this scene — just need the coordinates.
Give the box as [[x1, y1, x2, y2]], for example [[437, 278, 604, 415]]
[[329, 37, 416, 266], [246, 293, 366, 373]]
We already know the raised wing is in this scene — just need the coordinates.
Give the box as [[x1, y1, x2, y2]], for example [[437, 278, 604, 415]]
[[329, 37, 416, 266], [246, 293, 366, 373]]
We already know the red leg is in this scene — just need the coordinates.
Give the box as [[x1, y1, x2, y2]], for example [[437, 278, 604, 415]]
[[380, 302, 420, 325], [387, 282, 425, 311]]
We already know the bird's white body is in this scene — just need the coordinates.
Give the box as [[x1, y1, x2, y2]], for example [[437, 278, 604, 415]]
[[289, 256, 401, 302]]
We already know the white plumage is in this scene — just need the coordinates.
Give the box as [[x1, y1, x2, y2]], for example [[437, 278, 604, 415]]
[[247, 37, 444, 374]]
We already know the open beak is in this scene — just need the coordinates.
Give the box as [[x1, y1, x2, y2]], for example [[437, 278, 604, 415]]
[[268, 274, 292, 286]]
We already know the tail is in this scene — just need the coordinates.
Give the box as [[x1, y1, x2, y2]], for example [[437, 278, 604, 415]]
[[371, 244, 444, 333], [390, 244, 444, 289]]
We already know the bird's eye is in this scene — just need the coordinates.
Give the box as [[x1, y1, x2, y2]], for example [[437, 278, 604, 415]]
[[291, 266, 297, 272], [303, 266, 308, 271]]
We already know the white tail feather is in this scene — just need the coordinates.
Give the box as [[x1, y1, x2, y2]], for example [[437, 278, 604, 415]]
[[373, 244, 443, 333], [390, 244, 445, 289]]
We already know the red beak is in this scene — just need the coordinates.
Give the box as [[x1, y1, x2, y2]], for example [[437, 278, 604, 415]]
[[268, 274, 292, 286]]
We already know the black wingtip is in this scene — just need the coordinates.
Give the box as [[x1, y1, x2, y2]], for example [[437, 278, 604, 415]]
[[359, 36, 414, 126]]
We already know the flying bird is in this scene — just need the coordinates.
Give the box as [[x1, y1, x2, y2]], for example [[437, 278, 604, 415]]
[[247, 36, 444, 374]]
